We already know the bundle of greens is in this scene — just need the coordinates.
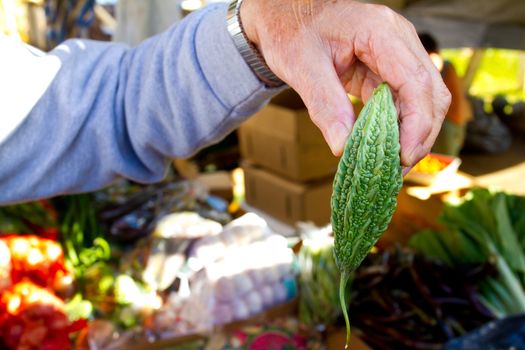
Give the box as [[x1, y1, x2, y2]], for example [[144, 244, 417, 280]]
[[55, 194, 111, 279], [410, 188, 525, 318], [297, 234, 342, 329], [57, 194, 164, 327]]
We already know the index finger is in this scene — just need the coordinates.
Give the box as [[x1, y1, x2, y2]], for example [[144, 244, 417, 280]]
[[354, 31, 450, 166]]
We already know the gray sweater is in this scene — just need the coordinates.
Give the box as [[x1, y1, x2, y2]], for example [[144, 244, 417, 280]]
[[0, 4, 280, 204]]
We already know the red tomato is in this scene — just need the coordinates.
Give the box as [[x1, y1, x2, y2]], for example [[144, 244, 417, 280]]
[[0, 282, 86, 350], [1, 235, 71, 290]]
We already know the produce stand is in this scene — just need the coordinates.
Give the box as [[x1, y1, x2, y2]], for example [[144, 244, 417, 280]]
[[2, 139, 525, 350], [2, 1, 525, 349], [2, 153, 525, 350]]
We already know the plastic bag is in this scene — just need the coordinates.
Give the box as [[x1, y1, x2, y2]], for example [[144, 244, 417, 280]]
[[443, 314, 525, 350]]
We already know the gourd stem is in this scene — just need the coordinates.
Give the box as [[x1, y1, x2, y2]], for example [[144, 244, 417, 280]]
[[339, 271, 351, 349]]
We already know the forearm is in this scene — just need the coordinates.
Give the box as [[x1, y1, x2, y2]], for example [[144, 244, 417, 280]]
[[0, 3, 281, 204]]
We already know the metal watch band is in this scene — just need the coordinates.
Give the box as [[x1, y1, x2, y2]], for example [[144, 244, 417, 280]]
[[226, 0, 285, 88]]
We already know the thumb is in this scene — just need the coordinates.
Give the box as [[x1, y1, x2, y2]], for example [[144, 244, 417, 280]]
[[289, 59, 355, 156]]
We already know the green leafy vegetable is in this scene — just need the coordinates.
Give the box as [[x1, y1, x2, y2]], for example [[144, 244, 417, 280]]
[[56, 194, 111, 279], [410, 188, 525, 317], [65, 293, 94, 321], [298, 234, 341, 328]]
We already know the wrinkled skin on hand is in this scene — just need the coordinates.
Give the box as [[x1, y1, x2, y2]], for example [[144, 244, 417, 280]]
[[241, 0, 451, 168]]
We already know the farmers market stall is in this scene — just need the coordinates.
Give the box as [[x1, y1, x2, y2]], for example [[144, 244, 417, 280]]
[[2, 55, 525, 350], [2, 1, 525, 349], [2, 82, 525, 348], [1, 86, 525, 349], [3, 175, 525, 349]]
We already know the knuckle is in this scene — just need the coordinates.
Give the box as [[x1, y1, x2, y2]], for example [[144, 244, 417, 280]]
[[375, 4, 396, 18], [436, 83, 452, 120], [406, 21, 418, 36], [416, 64, 432, 87], [443, 87, 452, 109], [307, 99, 346, 133], [305, 97, 328, 125], [363, 3, 397, 24]]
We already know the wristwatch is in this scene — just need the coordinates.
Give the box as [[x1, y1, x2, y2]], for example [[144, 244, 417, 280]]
[[226, 0, 285, 88]]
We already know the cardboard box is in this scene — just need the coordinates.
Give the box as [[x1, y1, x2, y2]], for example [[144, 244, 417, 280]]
[[243, 163, 332, 226], [239, 89, 339, 182]]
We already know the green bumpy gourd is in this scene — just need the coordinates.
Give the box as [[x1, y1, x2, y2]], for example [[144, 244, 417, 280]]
[[331, 83, 403, 348]]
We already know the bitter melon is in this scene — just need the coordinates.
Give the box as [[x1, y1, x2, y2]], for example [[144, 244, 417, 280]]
[[331, 83, 403, 347]]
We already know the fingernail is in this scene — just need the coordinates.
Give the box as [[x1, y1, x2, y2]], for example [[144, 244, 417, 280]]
[[327, 121, 350, 156]]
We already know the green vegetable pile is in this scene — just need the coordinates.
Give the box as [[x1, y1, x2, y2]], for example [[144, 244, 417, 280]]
[[410, 188, 525, 318], [298, 234, 342, 329], [56, 194, 111, 280], [331, 83, 403, 346]]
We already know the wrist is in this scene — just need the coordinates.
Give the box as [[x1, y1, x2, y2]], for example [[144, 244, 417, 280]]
[[239, 0, 260, 50], [226, 0, 284, 88]]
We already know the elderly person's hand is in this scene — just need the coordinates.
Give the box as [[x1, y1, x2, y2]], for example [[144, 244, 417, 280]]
[[241, 0, 451, 167]]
